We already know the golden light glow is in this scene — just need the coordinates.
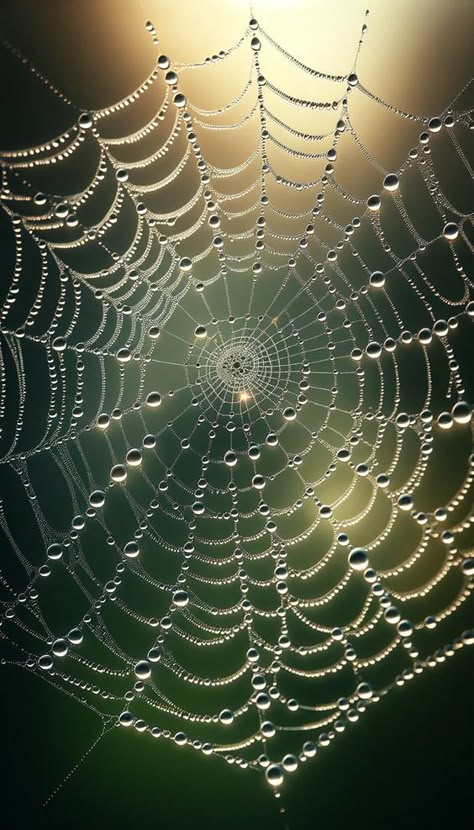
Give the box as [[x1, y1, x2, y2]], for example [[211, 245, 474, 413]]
[[239, 391, 251, 402]]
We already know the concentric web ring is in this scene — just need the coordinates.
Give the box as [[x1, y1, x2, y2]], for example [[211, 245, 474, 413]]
[[185, 316, 306, 419], [0, 1, 473, 812]]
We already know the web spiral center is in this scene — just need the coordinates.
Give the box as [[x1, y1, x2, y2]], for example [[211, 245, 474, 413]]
[[215, 339, 260, 392]]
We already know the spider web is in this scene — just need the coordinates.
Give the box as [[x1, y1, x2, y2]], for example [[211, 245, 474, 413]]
[[0, 4, 473, 807]]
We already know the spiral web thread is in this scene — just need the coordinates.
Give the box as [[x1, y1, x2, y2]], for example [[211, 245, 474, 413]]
[[0, 6, 473, 801]]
